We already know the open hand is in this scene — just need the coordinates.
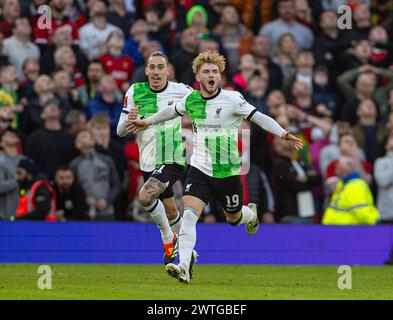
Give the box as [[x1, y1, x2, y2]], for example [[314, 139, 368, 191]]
[[282, 131, 304, 150], [125, 105, 146, 134]]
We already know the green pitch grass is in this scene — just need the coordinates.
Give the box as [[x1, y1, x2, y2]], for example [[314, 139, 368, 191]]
[[1, 264, 393, 300]]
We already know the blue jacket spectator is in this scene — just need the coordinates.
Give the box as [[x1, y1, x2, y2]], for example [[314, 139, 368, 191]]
[[86, 75, 123, 141]]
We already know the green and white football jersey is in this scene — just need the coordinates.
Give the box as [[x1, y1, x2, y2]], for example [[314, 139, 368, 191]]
[[124, 81, 192, 172], [175, 88, 256, 178]]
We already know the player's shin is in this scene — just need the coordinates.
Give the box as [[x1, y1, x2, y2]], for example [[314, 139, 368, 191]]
[[169, 211, 182, 235], [145, 199, 173, 244], [229, 206, 254, 226], [179, 207, 199, 270]]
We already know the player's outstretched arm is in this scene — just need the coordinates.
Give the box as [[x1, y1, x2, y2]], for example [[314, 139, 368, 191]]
[[117, 111, 129, 137], [249, 111, 303, 150], [118, 107, 142, 136], [128, 104, 180, 134]]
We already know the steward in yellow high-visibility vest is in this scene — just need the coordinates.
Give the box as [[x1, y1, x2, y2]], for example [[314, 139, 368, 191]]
[[323, 171, 380, 225]]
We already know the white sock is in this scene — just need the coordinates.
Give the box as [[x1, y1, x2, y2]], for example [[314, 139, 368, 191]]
[[230, 205, 254, 226], [144, 199, 173, 244], [169, 211, 182, 235], [179, 207, 199, 270]]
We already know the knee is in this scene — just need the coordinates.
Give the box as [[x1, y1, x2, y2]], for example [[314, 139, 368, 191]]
[[139, 189, 152, 207]]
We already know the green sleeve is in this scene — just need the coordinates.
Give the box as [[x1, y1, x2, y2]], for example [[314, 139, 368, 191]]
[[337, 68, 359, 102]]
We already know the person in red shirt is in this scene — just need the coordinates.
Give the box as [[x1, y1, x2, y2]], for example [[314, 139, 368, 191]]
[[99, 31, 135, 92], [0, 0, 21, 39], [33, 0, 80, 48], [325, 133, 373, 197]]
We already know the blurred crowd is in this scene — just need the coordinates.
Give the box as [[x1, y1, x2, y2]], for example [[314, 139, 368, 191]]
[[1, 0, 393, 224]]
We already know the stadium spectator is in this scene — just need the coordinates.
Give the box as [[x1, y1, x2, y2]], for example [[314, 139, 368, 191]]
[[0, 129, 21, 220], [0, 0, 21, 39], [324, 133, 372, 196], [53, 165, 88, 221], [33, 0, 80, 50], [63, 0, 88, 29], [186, 4, 209, 38], [266, 90, 287, 118], [290, 80, 314, 115], [86, 75, 122, 140], [213, 5, 253, 75], [171, 27, 200, 85], [258, 0, 314, 54], [244, 73, 269, 114], [374, 136, 393, 223], [40, 25, 89, 76], [283, 50, 315, 97], [3, 17, 40, 80], [0, 106, 14, 134], [250, 36, 283, 92], [322, 155, 380, 225], [99, 31, 135, 92], [19, 58, 40, 101], [294, 0, 313, 26], [0, 64, 24, 130], [352, 4, 372, 41], [205, 0, 227, 27], [312, 65, 338, 118], [53, 70, 84, 114], [54, 46, 86, 89], [352, 99, 386, 164], [25, 98, 76, 179], [64, 109, 87, 137], [320, 121, 360, 173], [0, 33, 10, 68], [70, 129, 120, 221], [143, 5, 171, 52], [272, 135, 322, 223], [123, 19, 151, 68], [79, 0, 123, 60], [338, 64, 393, 124], [368, 25, 393, 69], [313, 10, 343, 84], [107, 0, 136, 37], [79, 60, 105, 105], [232, 54, 258, 93], [20, 75, 56, 135], [89, 113, 128, 220], [341, 39, 373, 72], [15, 157, 57, 221], [272, 33, 297, 81]]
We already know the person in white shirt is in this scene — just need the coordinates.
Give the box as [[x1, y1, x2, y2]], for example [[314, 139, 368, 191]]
[[3, 17, 40, 80], [79, 0, 122, 61], [374, 136, 393, 223], [259, 0, 314, 56]]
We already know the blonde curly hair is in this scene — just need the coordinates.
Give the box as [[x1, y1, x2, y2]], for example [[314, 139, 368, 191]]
[[192, 50, 226, 74]]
